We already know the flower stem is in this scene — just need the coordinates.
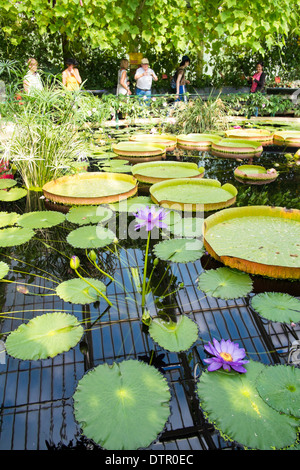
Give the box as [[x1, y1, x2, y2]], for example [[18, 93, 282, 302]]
[[141, 231, 151, 308], [74, 269, 113, 307]]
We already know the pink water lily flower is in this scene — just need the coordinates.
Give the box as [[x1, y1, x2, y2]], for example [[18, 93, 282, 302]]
[[204, 338, 249, 373], [134, 206, 168, 232]]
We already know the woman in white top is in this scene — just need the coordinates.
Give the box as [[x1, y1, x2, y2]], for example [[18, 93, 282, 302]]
[[116, 59, 131, 96], [23, 58, 43, 95]]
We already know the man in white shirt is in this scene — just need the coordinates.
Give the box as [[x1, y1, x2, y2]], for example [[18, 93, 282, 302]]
[[134, 58, 158, 103]]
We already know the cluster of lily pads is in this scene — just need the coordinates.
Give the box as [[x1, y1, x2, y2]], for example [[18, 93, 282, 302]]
[[1, 197, 299, 450]]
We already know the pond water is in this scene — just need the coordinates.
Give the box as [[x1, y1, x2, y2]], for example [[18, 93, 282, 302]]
[[0, 126, 299, 451]]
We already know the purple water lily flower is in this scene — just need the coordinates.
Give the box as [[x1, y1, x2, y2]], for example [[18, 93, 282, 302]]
[[134, 206, 168, 232], [204, 338, 249, 373]]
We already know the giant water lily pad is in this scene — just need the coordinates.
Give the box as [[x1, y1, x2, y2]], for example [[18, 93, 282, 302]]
[[211, 139, 263, 158], [169, 216, 204, 238], [234, 165, 278, 185], [17, 211, 66, 229], [131, 161, 204, 184], [109, 196, 155, 213], [198, 267, 253, 299], [153, 238, 204, 263], [73, 360, 171, 450], [66, 205, 113, 225], [0, 187, 27, 201], [225, 129, 273, 145], [197, 360, 300, 450], [112, 141, 166, 157], [149, 315, 199, 352], [129, 133, 177, 151], [256, 364, 300, 418], [150, 178, 237, 212], [5, 312, 84, 360], [43, 172, 138, 205], [56, 278, 107, 304], [203, 206, 300, 279], [177, 134, 222, 150], [0, 227, 35, 247], [250, 292, 300, 324], [67, 225, 115, 249], [273, 131, 300, 147], [0, 211, 19, 228]]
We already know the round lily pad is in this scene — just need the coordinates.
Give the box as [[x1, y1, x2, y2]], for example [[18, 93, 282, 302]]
[[66, 205, 113, 225], [109, 196, 155, 213], [5, 312, 84, 360], [67, 225, 115, 249], [0, 187, 27, 201], [17, 211, 66, 229], [0, 227, 35, 247], [0, 211, 19, 228], [197, 267, 253, 299], [250, 292, 300, 324], [149, 315, 199, 352], [73, 360, 171, 450], [211, 139, 263, 158], [197, 360, 299, 450], [131, 161, 204, 184], [256, 364, 300, 418], [0, 261, 9, 279], [56, 278, 107, 304], [0, 179, 17, 189], [153, 238, 204, 263]]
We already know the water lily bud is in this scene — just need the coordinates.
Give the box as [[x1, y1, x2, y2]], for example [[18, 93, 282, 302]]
[[88, 250, 97, 262], [153, 258, 159, 266], [70, 255, 80, 270], [113, 237, 119, 244]]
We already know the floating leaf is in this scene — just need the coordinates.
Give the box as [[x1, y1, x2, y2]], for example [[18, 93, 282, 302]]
[[149, 315, 199, 352], [256, 364, 300, 418], [251, 292, 300, 324], [5, 312, 84, 360], [153, 238, 204, 263], [0, 227, 35, 247], [197, 360, 299, 450], [197, 267, 253, 299], [56, 278, 106, 304], [0, 261, 9, 279], [66, 205, 113, 225], [73, 360, 171, 450], [17, 211, 66, 229], [169, 216, 204, 238], [0, 211, 19, 228], [0, 179, 17, 189], [67, 225, 115, 249], [0, 187, 27, 201], [109, 196, 155, 213]]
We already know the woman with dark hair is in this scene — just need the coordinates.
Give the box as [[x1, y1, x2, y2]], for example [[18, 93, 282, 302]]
[[175, 55, 191, 101], [62, 58, 82, 91], [247, 62, 266, 93], [116, 58, 131, 96]]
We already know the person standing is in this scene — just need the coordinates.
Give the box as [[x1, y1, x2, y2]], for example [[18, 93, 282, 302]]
[[62, 58, 82, 91], [134, 58, 158, 102], [116, 59, 132, 96], [175, 55, 190, 102], [23, 58, 43, 95], [247, 62, 266, 93]]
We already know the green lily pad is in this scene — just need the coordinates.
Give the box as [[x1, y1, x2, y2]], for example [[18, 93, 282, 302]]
[[17, 211, 66, 229], [5, 312, 84, 360], [153, 238, 204, 263], [66, 205, 113, 225], [170, 217, 204, 238], [56, 278, 107, 304], [67, 225, 115, 249], [149, 315, 199, 352], [256, 364, 300, 418], [0, 179, 17, 189], [0, 211, 19, 228], [250, 292, 300, 324], [73, 360, 171, 450], [0, 261, 9, 279], [197, 360, 300, 450], [197, 267, 253, 299], [0, 227, 35, 247], [109, 196, 155, 213], [0, 187, 27, 201]]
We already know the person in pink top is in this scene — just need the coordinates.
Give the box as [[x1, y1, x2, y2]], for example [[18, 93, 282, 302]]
[[247, 62, 266, 93]]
